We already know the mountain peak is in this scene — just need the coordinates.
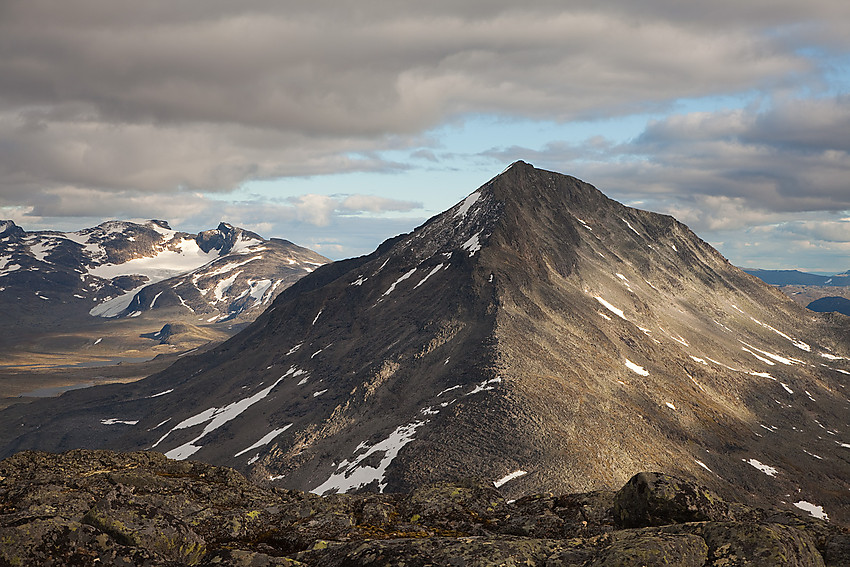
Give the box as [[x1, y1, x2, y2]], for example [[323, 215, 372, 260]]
[[147, 219, 172, 230], [0, 220, 23, 239], [4, 167, 850, 526]]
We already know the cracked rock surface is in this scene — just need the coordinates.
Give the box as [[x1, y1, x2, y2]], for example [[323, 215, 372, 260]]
[[1, 449, 846, 566]]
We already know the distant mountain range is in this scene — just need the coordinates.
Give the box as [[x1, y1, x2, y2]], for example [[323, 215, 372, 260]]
[[4, 162, 849, 526], [743, 268, 850, 316], [0, 219, 328, 364], [743, 268, 850, 287]]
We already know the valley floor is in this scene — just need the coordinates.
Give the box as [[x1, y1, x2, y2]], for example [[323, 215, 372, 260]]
[[0, 356, 177, 410]]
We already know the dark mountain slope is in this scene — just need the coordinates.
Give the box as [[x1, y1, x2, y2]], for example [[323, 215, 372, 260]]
[[2, 162, 849, 527]]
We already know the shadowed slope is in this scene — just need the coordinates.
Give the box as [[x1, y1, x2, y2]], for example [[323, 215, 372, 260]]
[[2, 162, 849, 526]]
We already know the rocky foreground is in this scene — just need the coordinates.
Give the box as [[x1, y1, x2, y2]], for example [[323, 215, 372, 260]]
[[1, 450, 848, 566]]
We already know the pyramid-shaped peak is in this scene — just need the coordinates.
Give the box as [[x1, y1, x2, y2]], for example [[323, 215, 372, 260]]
[[482, 161, 613, 210], [3, 163, 850, 526]]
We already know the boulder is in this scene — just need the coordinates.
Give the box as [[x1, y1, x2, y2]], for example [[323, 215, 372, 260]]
[[613, 471, 731, 528], [1, 450, 846, 566]]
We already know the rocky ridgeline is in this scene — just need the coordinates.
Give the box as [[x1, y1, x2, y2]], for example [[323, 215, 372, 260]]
[[1, 450, 848, 566]]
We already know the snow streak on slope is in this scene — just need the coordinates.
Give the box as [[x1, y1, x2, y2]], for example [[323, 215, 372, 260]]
[[312, 419, 429, 495], [153, 376, 285, 460], [234, 424, 293, 458]]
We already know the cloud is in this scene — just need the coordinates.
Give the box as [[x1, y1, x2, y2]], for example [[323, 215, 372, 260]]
[[2, 1, 846, 202], [773, 219, 850, 243], [212, 201, 425, 259], [261, 194, 422, 227], [483, 96, 850, 218], [339, 195, 422, 214], [2, 2, 850, 267]]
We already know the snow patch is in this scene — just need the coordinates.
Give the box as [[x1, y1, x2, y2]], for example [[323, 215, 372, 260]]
[[89, 237, 218, 282], [437, 385, 462, 397], [625, 359, 649, 376], [286, 343, 302, 355], [234, 424, 293, 457], [467, 377, 502, 395], [575, 217, 592, 230], [494, 470, 527, 488], [622, 218, 641, 236], [196, 257, 259, 282], [413, 263, 445, 289], [461, 233, 482, 256], [89, 285, 147, 318], [213, 271, 241, 301], [382, 268, 417, 297], [749, 371, 774, 379], [595, 296, 626, 320], [148, 389, 174, 398], [744, 458, 779, 477], [794, 501, 828, 521], [155, 376, 285, 460], [101, 418, 139, 426], [740, 341, 796, 365], [312, 419, 428, 494], [454, 191, 481, 218], [741, 346, 776, 366]]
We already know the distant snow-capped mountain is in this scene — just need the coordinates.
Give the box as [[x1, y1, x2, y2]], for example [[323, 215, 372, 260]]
[[0, 219, 329, 343], [6, 163, 850, 526]]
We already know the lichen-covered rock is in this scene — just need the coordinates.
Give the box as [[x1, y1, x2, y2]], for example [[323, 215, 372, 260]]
[[1, 449, 845, 566], [82, 486, 206, 564], [204, 549, 305, 566], [296, 536, 566, 567], [822, 533, 850, 566], [588, 532, 708, 567], [403, 478, 506, 532], [613, 471, 731, 528], [692, 522, 825, 567]]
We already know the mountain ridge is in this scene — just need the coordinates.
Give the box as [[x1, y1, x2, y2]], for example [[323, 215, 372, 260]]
[[0, 219, 328, 375], [2, 162, 849, 526]]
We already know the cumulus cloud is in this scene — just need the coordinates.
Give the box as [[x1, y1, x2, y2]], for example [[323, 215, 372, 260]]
[[484, 96, 850, 218], [2, 1, 847, 203], [2, 2, 850, 266], [480, 94, 850, 270]]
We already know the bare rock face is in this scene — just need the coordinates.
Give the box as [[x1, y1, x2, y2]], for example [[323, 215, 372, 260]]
[[0, 450, 845, 566], [2, 162, 850, 528]]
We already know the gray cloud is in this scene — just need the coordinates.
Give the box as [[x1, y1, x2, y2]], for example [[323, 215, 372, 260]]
[[479, 95, 850, 270], [484, 96, 850, 219], [2, 2, 846, 203], [2, 1, 850, 268]]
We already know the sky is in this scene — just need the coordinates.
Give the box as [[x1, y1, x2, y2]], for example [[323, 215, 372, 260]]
[[1, 2, 850, 270]]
